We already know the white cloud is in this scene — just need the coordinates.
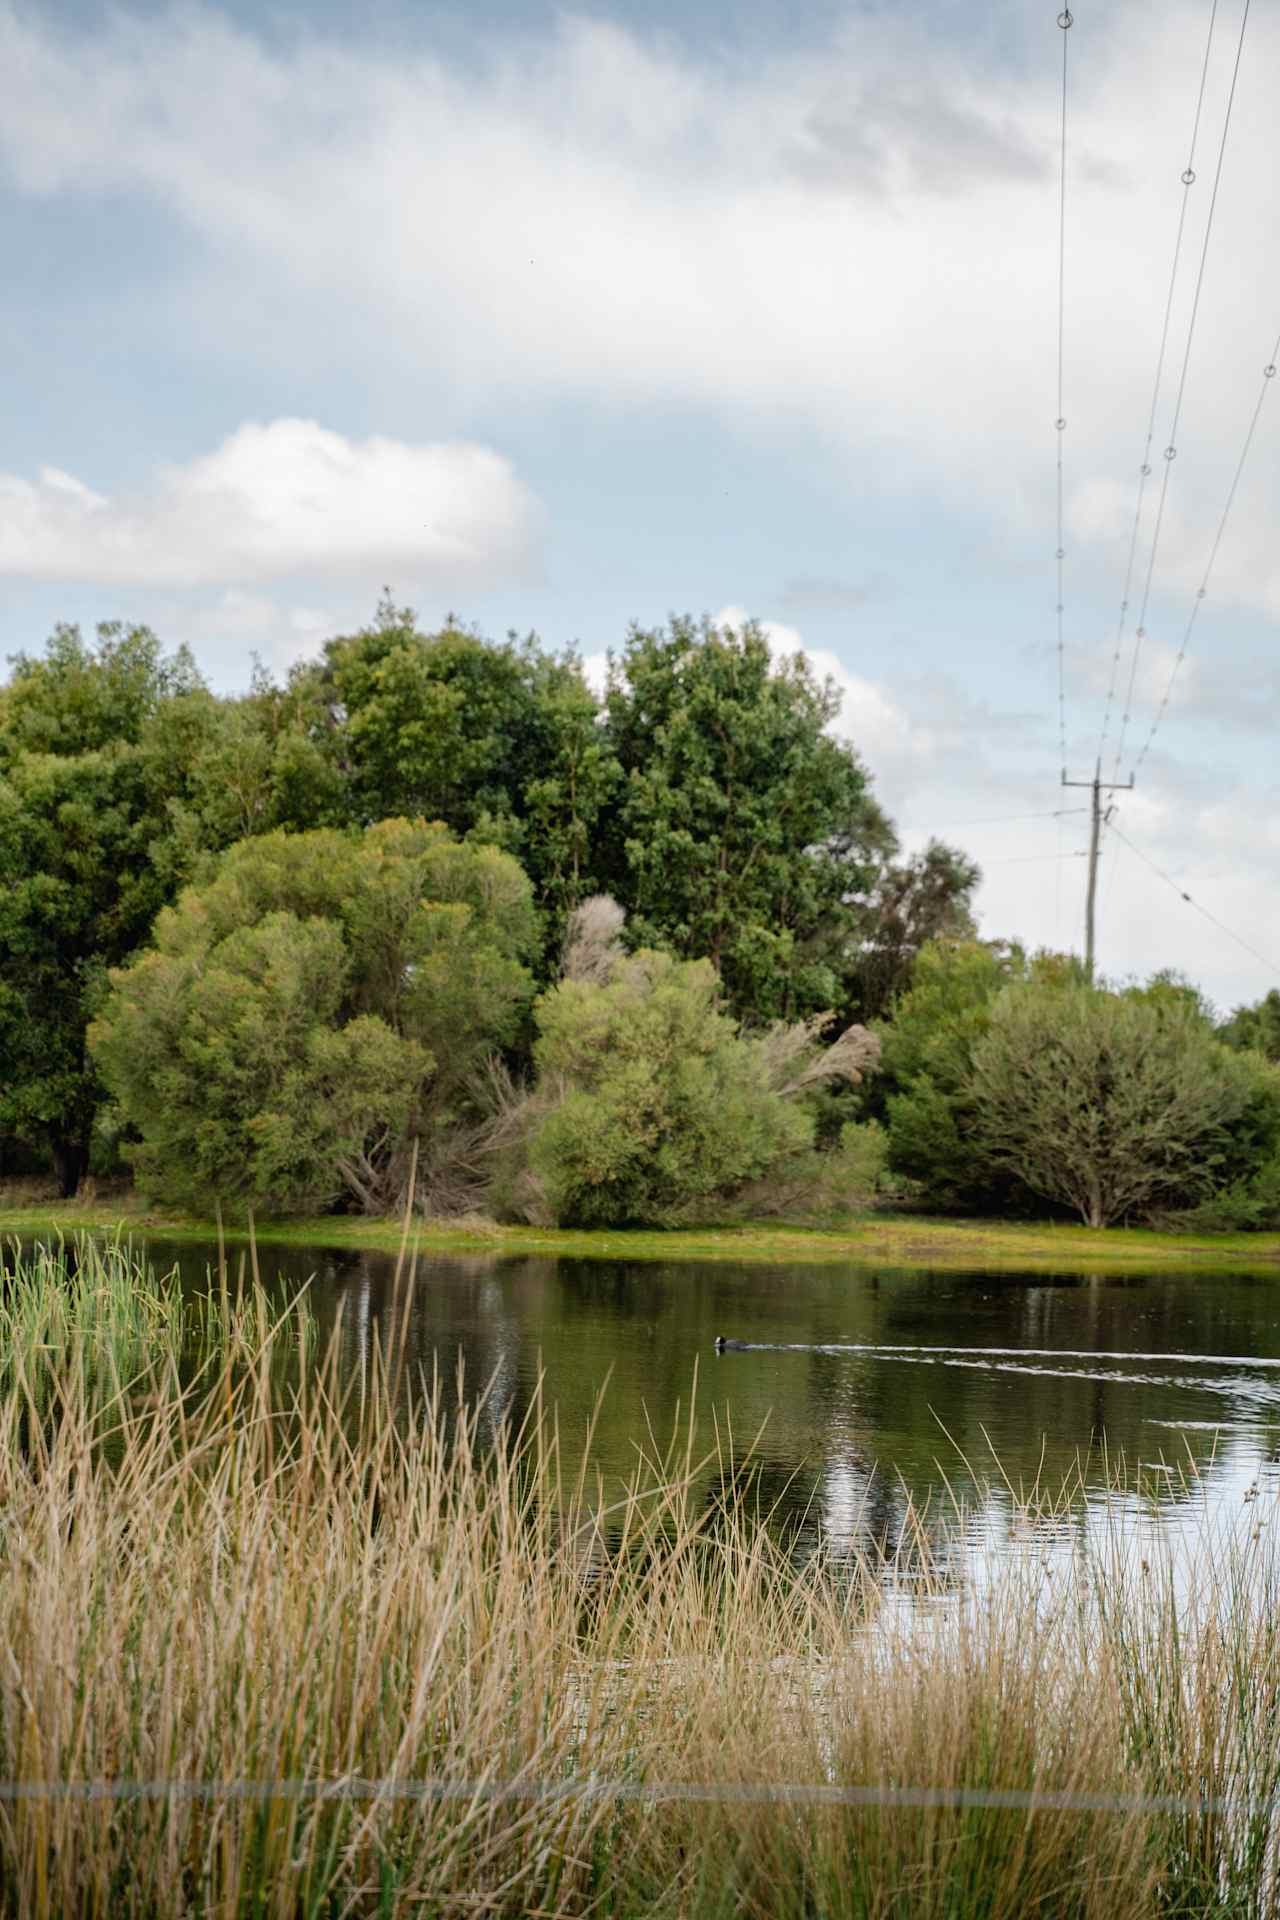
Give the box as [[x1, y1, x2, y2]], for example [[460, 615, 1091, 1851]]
[[1, 4, 1278, 613], [0, 419, 540, 588]]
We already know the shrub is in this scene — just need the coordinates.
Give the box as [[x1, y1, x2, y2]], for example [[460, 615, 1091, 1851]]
[[525, 951, 814, 1226], [971, 986, 1280, 1227], [89, 818, 535, 1215]]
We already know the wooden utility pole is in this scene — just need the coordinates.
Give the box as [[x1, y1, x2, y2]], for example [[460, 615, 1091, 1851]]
[[1061, 761, 1134, 978]]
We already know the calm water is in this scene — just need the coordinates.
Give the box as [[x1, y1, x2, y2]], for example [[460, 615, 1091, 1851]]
[[123, 1237, 1280, 1576]]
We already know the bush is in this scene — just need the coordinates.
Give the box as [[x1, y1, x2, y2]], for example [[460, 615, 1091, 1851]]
[[89, 818, 535, 1215], [525, 951, 814, 1227], [876, 939, 1031, 1212], [971, 986, 1280, 1228]]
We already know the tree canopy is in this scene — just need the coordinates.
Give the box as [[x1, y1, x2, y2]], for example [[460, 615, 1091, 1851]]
[[0, 625, 353, 1191], [600, 615, 899, 1023], [973, 984, 1280, 1227], [90, 820, 536, 1215]]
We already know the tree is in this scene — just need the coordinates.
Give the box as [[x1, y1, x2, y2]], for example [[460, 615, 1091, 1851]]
[[846, 840, 981, 1021], [89, 820, 536, 1215], [0, 620, 200, 760], [971, 985, 1279, 1228], [601, 615, 894, 1024], [289, 598, 618, 967], [518, 655, 620, 952], [0, 625, 351, 1192], [0, 627, 214, 1193], [1220, 989, 1280, 1062], [874, 938, 1031, 1210]]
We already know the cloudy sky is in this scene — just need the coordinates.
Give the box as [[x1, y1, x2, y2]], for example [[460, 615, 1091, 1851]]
[[3, 0, 1279, 1009]]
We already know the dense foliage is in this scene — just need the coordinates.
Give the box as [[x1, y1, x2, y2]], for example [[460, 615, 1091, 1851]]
[[0, 606, 982, 1198], [525, 951, 815, 1227], [600, 616, 894, 1021], [876, 939, 1280, 1226], [15, 607, 1273, 1233], [90, 822, 535, 1214], [973, 986, 1280, 1227]]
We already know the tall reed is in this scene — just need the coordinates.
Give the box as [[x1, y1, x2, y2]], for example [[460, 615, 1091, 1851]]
[[0, 1244, 1277, 1915]]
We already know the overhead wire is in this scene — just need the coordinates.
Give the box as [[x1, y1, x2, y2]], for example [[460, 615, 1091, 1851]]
[[1095, 0, 1220, 773], [1110, 0, 1253, 783], [985, 848, 1090, 866], [1053, 4, 1074, 941], [1107, 820, 1280, 981], [1132, 323, 1280, 775], [898, 807, 1089, 833], [1054, 6, 1072, 785]]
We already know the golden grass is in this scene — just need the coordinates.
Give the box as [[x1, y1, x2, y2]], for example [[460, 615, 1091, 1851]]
[[2, 1246, 1280, 1914]]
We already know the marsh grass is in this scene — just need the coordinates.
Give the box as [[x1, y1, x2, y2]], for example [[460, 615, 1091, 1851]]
[[1, 1246, 1279, 1914], [0, 1236, 316, 1410]]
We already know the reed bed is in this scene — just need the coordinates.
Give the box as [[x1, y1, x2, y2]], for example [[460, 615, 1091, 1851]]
[[0, 1244, 1279, 1916]]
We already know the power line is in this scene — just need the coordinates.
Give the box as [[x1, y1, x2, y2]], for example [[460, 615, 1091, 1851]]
[[898, 807, 1089, 833], [1107, 820, 1280, 982], [1054, 6, 1073, 783], [1095, 0, 1220, 772], [1132, 324, 1280, 774], [1111, 0, 1253, 784], [985, 848, 1090, 867]]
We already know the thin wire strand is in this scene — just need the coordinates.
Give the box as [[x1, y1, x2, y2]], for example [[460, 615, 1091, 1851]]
[[1111, 0, 1252, 783], [898, 807, 1090, 832], [985, 848, 1090, 867], [1095, 0, 1220, 770], [1133, 325, 1280, 774], [1108, 820, 1280, 980], [0, 1776, 1277, 1817], [1054, 7, 1073, 783]]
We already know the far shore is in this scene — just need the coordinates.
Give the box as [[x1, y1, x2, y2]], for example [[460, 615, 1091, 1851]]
[[3, 1192, 1280, 1276]]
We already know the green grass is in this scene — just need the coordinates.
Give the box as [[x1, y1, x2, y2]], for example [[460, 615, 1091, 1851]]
[[0, 1233, 316, 1407], [3, 1191, 1280, 1274]]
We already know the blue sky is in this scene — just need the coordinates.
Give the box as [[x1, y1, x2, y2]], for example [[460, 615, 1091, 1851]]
[[3, 0, 1279, 1008]]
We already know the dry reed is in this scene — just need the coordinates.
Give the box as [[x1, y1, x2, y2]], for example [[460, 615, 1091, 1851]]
[[0, 1243, 1277, 1916]]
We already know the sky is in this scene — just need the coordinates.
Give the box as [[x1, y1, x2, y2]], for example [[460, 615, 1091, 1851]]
[[2, 0, 1280, 1011]]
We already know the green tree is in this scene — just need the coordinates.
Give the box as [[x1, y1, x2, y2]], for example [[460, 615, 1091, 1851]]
[[601, 615, 894, 1023], [297, 599, 545, 837], [89, 820, 536, 1215], [971, 985, 1280, 1228], [0, 621, 200, 760], [1220, 989, 1280, 1061], [875, 938, 1031, 1210], [290, 599, 618, 965], [0, 626, 350, 1191], [525, 951, 815, 1227], [519, 655, 620, 952], [0, 627, 221, 1193], [847, 840, 981, 1022]]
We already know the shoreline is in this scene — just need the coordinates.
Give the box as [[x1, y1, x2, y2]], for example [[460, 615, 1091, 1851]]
[[2, 1197, 1278, 1275]]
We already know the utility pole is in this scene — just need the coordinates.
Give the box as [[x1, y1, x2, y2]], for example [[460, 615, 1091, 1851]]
[[1061, 761, 1134, 978]]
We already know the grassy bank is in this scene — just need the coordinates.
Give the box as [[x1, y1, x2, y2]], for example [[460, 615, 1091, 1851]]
[[2, 1242, 1279, 1916], [3, 1189, 1280, 1273]]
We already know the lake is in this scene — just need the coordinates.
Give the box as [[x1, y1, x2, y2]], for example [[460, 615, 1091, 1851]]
[[124, 1235, 1280, 1584]]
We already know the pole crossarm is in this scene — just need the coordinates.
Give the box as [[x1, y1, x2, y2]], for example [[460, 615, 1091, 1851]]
[[1061, 763, 1134, 976]]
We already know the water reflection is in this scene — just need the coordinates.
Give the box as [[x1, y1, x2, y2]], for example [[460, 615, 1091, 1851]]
[[63, 1236, 1280, 1591]]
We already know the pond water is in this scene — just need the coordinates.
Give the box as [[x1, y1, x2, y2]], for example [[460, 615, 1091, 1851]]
[[123, 1236, 1280, 1579]]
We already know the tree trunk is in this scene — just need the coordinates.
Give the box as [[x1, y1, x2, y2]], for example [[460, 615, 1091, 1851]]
[[52, 1137, 89, 1199]]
